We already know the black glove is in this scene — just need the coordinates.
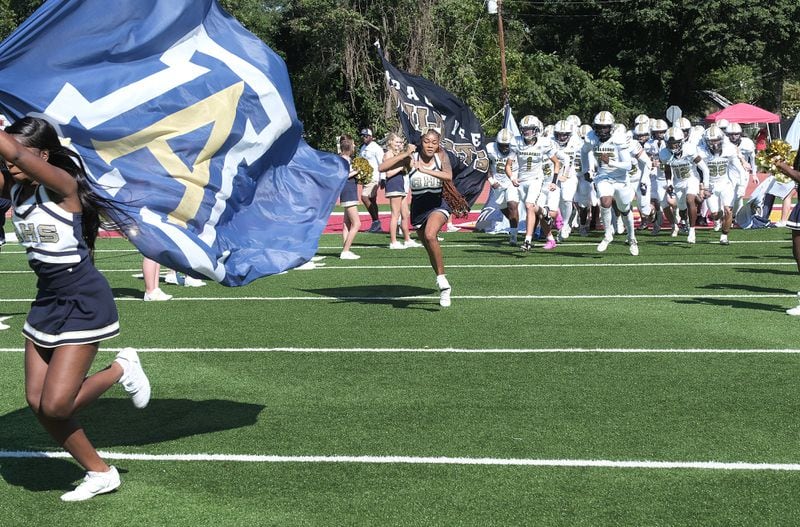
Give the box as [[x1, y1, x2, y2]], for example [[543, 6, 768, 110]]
[[666, 184, 674, 196], [583, 172, 593, 182], [638, 182, 648, 195]]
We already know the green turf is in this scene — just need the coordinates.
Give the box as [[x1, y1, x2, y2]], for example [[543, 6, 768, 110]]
[[1, 228, 799, 525]]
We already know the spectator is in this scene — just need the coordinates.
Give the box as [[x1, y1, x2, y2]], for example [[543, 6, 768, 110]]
[[358, 128, 385, 233]]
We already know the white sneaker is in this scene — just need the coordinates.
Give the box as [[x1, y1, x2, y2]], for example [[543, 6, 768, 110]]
[[143, 288, 172, 301], [340, 251, 360, 260], [671, 225, 679, 237], [367, 220, 383, 233], [597, 237, 612, 252], [615, 217, 625, 235], [61, 466, 120, 502], [446, 224, 460, 232], [389, 241, 406, 250], [629, 240, 639, 256], [439, 286, 452, 307], [559, 224, 572, 241], [714, 219, 722, 232], [115, 348, 151, 409], [788, 293, 800, 315], [183, 276, 206, 287], [687, 229, 696, 244], [720, 235, 730, 245], [404, 239, 422, 248], [776, 221, 787, 228], [294, 261, 317, 270], [164, 271, 180, 285], [0, 315, 11, 331]]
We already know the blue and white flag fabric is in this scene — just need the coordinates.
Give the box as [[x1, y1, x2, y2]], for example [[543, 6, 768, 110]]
[[502, 104, 523, 148], [0, 0, 348, 286], [377, 45, 488, 206]]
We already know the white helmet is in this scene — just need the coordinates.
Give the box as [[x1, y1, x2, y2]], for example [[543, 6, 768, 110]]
[[725, 122, 743, 145], [633, 123, 650, 143], [593, 111, 615, 126], [593, 111, 615, 141], [666, 127, 685, 154], [613, 123, 627, 135], [565, 114, 582, 128], [633, 114, 650, 126], [519, 115, 543, 134], [578, 124, 592, 139], [496, 128, 513, 145], [554, 120, 572, 146], [651, 119, 668, 133], [704, 124, 725, 154], [676, 117, 691, 132], [543, 124, 554, 138], [717, 118, 730, 132]]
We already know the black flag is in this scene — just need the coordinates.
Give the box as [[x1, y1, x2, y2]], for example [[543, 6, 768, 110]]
[[378, 45, 488, 206]]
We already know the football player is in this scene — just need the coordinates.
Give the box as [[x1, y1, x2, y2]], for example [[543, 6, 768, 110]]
[[581, 111, 639, 255], [486, 128, 520, 245], [698, 124, 747, 244]]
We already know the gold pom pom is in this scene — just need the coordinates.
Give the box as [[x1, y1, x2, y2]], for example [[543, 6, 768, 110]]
[[756, 140, 796, 184], [351, 157, 374, 185]]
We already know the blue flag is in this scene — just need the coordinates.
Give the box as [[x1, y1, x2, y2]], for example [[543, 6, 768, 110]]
[[0, 0, 348, 286]]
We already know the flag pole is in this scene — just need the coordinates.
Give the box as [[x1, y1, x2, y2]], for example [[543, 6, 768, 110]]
[[496, 0, 508, 106]]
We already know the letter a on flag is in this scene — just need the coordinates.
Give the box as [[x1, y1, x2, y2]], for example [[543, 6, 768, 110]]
[[0, 0, 348, 286]]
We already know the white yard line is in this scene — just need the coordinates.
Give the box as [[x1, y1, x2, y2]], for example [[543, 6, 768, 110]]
[[0, 292, 795, 303], [0, 450, 797, 471], [2, 346, 799, 353]]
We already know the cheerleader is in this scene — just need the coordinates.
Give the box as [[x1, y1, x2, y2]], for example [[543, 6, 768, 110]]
[[380, 129, 454, 307], [0, 117, 150, 501]]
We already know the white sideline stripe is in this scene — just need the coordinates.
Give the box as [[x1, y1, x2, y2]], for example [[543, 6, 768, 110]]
[[1, 450, 798, 471], [0, 293, 796, 303], [0, 238, 790, 256], [2, 347, 800, 354], [0, 261, 794, 274]]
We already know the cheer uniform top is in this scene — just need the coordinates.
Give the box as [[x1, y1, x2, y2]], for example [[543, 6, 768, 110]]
[[409, 152, 450, 227], [383, 156, 408, 198], [12, 183, 119, 347], [339, 158, 359, 207]]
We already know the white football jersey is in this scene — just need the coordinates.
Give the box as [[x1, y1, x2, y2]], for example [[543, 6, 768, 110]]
[[581, 130, 632, 182], [659, 143, 700, 182], [515, 136, 558, 181], [555, 134, 584, 179], [486, 142, 516, 184], [699, 142, 745, 186], [645, 138, 667, 180]]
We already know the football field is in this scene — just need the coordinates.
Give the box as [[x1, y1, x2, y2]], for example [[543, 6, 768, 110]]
[[1, 227, 799, 525]]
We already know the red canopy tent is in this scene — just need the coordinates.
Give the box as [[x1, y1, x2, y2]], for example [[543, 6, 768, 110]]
[[705, 103, 780, 123]]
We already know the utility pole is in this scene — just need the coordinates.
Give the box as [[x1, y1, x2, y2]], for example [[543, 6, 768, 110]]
[[488, 0, 508, 106]]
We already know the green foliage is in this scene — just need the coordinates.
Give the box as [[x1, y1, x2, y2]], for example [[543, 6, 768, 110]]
[[1, 0, 799, 148]]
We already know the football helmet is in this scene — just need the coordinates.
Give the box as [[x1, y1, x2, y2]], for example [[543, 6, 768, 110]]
[[665, 127, 685, 155], [725, 122, 742, 145], [633, 123, 650, 144], [717, 118, 730, 132], [553, 120, 572, 146], [651, 119, 668, 141], [634, 114, 650, 126], [566, 114, 582, 129], [519, 115, 542, 140], [578, 124, 592, 139], [593, 111, 614, 141], [543, 124, 554, 138], [496, 128, 513, 154], [704, 124, 725, 154], [676, 117, 691, 135]]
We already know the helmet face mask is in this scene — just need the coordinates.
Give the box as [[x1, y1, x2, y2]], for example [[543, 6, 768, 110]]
[[594, 124, 612, 142], [496, 128, 513, 154], [725, 122, 742, 145], [704, 125, 724, 154], [665, 127, 685, 156], [521, 126, 539, 141]]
